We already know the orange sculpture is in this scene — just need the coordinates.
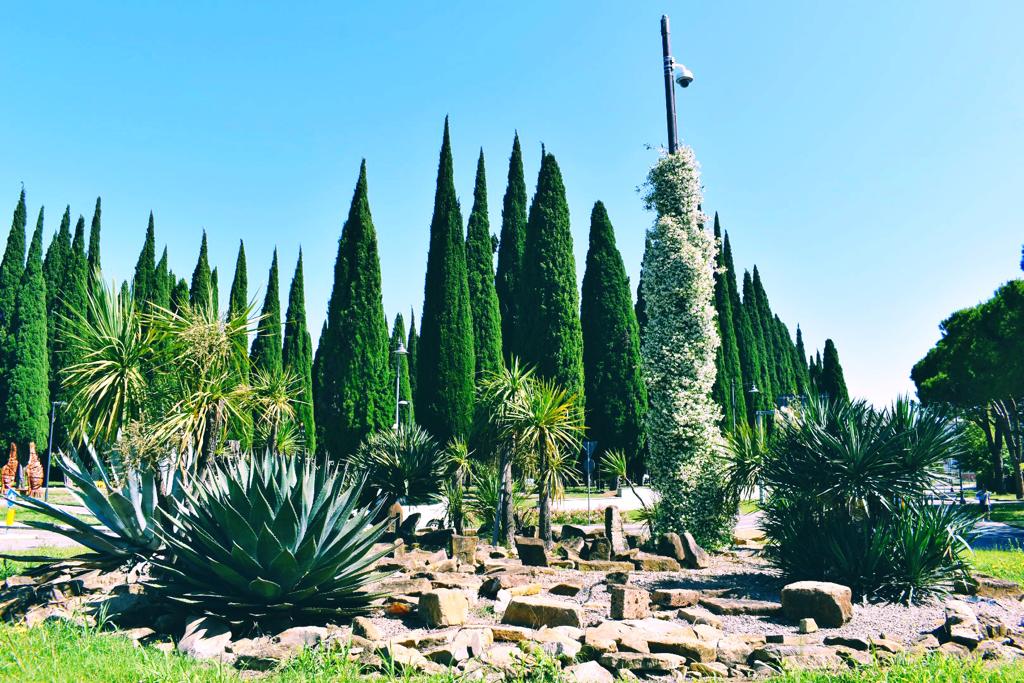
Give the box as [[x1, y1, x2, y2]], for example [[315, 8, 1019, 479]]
[[1, 444, 18, 491], [25, 443, 44, 497]]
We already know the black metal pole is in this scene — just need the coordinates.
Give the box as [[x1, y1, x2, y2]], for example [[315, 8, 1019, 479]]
[[661, 15, 678, 153]]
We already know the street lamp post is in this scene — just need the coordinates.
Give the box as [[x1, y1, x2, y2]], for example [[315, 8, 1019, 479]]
[[393, 341, 408, 432], [659, 15, 695, 153], [44, 401, 67, 502]]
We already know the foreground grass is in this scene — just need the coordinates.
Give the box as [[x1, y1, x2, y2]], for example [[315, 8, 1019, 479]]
[[771, 654, 1024, 682], [0, 621, 562, 682], [971, 545, 1024, 586]]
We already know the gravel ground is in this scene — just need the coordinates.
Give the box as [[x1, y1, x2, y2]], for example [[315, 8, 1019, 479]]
[[364, 549, 1024, 647]]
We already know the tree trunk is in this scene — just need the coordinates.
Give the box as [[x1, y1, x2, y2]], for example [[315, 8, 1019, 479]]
[[994, 400, 1023, 499], [538, 446, 552, 547], [199, 399, 225, 474], [976, 408, 1006, 493]]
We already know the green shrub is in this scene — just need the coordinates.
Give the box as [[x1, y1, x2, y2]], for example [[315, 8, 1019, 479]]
[[750, 397, 978, 602], [351, 424, 449, 506], [151, 451, 390, 630]]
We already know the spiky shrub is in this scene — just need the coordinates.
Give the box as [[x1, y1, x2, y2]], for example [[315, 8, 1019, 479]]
[[7, 442, 176, 573], [351, 425, 449, 506], [753, 397, 978, 602], [152, 451, 390, 629]]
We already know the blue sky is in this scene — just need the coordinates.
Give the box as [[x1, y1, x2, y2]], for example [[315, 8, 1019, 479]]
[[1, 2, 1021, 404]]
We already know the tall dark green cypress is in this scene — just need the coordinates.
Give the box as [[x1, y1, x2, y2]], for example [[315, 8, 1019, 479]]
[[189, 231, 212, 311], [87, 198, 102, 287], [0, 190, 28, 437], [711, 215, 747, 429], [43, 207, 71, 415], [314, 161, 391, 456], [388, 313, 414, 425], [465, 149, 503, 378], [742, 270, 773, 419], [417, 119, 475, 442], [819, 339, 849, 403], [282, 250, 316, 453], [519, 152, 585, 408], [580, 201, 646, 468], [210, 268, 219, 315], [794, 325, 810, 395], [5, 217, 49, 453], [751, 267, 785, 396], [495, 133, 528, 363], [132, 213, 157, 307], [407, 311, 419, 407], [250, 250, 282, 375], [228, 241, 248, 321], [153, 248, 170, 309], [171, 278, 189, 313]]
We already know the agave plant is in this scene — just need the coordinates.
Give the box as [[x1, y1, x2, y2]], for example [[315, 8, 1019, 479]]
[[5, 441, 176, 573], [151, 451, 390, 629]]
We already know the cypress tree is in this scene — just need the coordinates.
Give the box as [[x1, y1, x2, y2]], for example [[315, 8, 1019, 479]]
[[417, 119, 475, 442], [87, 198, 102, 287], [742, 271, 773, 419], [210, 267, 219, 315], [495, 133, 528, 362], [580, 201, 646, 469], [711, 215, 746, 430], [0, 189, 28, 437], [388, 313, 414, 425], [407, 311, 419, 406], [794, 325, 810, 395], [518, 152, 585, 407], [6, 218, 49, 453], [282, 250, 316, 453], [171, 278, 189, 313], [465, 149, 503, 378], [227, 241, 248, 320], [635, 268, 648, 344], [132, 213, 157, 307], [153, 248, 170, 309], [43, 207, 71, 411], [189, 231, 212, 310], [751, 267, 784, 396], [314, 161, 391, 456], [311, 319, 327, 420], [250, 250, 282, 375], [819, 339, 849, 403]]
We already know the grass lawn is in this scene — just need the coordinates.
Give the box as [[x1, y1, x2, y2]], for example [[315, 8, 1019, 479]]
[[990, 502, 1024, 529], [768, 654, 1024, 682], [5, 506, 98, 527], [0, 545, 87, 581], [971, 545, 1024, 586], [0, 621, 560, 682], [739, 500, 760, 515]]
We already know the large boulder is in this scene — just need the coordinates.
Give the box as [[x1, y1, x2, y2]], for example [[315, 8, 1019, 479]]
[[419, 589, 469, 627], [501, 596, 584, 629], [515, 536, 550, 567], [657, 531, 709, 569], [178, 616, 233, 661], [610, 586, 650, 620], [780, 581, 853, 628]]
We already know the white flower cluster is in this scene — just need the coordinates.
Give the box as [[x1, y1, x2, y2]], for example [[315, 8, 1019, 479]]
[[639, 147, 734, 547]]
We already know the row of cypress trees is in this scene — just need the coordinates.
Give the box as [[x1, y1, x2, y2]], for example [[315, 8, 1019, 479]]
[[708, 213, 849, 430]]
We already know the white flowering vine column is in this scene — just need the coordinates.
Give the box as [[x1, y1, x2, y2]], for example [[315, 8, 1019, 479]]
[[639, 147, 734, 547]]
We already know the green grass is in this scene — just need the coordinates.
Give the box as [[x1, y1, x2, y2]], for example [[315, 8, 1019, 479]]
[[769, 654, 1024, 682], [971, 544, 1024, 586], [0, 621, 565, 682], [0, 545, 87, 580], [990, 502, 1024, 529], [739, 500, 760, 515], [5, 506, 97, 527]]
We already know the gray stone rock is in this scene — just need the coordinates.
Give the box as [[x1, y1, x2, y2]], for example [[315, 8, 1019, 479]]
[[275, 625, 326, 648], [610, 586, 650, 620], [651, 588, 699, 608], [599, 652, 686, 672], [699, 596, 782, 616], [352, 616, 381, 641], [178, 616, 233, 661], [647, 634, 717, 662], [588, 537, 611, 561], [630, 553, 681, 572], [419, 588, 469, 627], [781, 581, 853, 628], [564, 660, 615, 683], [549, 581, 582, 597]]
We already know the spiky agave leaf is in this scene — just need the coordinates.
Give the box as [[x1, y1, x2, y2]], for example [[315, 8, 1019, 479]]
[[150, 451, 391, 629], [4, 440, 177, 573]]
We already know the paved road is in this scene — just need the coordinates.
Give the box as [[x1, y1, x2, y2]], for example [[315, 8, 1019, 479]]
[[971, 520, 1024, 550]]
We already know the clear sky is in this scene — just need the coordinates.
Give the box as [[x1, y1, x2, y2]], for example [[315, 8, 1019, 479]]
[[1, 2, 1021, 405]]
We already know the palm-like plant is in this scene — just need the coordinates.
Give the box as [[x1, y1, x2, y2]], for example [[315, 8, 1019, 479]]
[[466, 462, 529, 536], [504, 377, 584, 546], [249, 365, 301, 452], [476, 359, 535, 545], [151, 451, 390, 630], [61, 279, 153, 445], [4, 440, 178, 573], [352, 425, 449, 507], [722, 422, 769, 502]]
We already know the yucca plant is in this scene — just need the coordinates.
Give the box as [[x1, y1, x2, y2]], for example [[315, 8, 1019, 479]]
[[151, 451, 390, 629], [351, 425, 449, 507], [4, 441, 177, 573]]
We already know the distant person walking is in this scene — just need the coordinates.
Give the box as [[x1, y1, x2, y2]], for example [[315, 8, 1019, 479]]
[[977, 488, 993, 521]]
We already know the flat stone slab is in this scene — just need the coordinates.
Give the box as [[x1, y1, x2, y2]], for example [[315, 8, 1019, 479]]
[[699, 596, 782, 616]]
